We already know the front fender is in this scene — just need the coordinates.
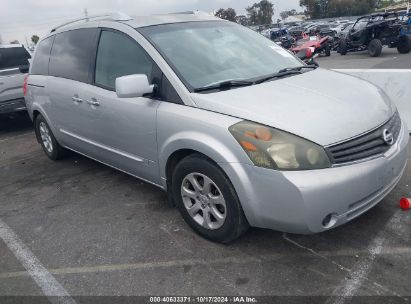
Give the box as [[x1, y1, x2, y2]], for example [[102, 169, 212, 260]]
[[156, 103, 254, 184]]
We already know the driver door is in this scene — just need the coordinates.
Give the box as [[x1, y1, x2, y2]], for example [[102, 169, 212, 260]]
[[80, 29, 162, 184]]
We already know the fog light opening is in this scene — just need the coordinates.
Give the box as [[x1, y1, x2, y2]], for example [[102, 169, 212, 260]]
[[322, 213, 338, 229]]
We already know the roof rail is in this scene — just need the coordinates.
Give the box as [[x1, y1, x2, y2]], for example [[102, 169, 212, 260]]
[[168, 10, 211, 15], [168, 11, 198, 15], [51, 12, 132, 33]]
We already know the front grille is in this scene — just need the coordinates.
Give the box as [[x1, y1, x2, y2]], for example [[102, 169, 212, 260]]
[[326, 111, 401, 165]]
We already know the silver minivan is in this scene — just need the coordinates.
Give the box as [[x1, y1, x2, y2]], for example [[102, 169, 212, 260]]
[[25, 12, 408, 243]]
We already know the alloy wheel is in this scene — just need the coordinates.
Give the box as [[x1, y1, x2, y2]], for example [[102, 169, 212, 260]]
[[39, 122, 53, 153], [181, 173, 227, 230]]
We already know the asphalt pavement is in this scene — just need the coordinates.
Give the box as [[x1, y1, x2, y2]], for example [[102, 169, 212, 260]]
[[317, 48, 411, 69]]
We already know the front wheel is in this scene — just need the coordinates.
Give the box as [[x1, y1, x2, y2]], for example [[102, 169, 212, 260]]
[[397, 35, 411, 54], [172, 154, 249, 243], [324, 43, 331, 56]]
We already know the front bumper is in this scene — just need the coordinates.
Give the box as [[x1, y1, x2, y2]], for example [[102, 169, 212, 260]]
[[220, 121, 409, 234], [0, 98, 26, 114]]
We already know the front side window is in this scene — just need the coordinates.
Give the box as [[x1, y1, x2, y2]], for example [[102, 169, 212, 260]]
[[0, 47, 31, 71], [94, 30, 153, 90], [138, 21, 302, 91]]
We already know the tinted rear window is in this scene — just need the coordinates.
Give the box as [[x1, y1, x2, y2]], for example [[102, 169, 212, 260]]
[[31, 36, 54, 75], [0, 47, 31, 70], [49, 28, 97, 83]]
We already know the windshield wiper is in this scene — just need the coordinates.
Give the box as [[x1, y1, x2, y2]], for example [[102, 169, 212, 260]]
[[255, 65, 318, 84], [194, 80, 254, 93], [278, 65, 318, 73]]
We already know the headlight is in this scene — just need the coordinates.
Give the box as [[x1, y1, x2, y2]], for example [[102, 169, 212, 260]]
[[229, 121, 331, 171]]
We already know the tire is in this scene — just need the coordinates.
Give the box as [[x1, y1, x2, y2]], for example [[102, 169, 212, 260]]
[[324, 43, 331, 56], [339, 40, 348, 55], [34, 114, 67, 160], [397, 35, 411, 54], [172, 154, 249, 243], [368, 39, 383, 57]]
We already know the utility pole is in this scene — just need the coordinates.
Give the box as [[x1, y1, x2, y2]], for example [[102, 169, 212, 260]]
[[84, 8, 89, 21]]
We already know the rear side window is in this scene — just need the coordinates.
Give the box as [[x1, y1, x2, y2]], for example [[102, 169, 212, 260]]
[[94, 30, 153, 90], [31, 37, 54, 75], [49, 28, 97, 83], [0, 47, 31, 70]]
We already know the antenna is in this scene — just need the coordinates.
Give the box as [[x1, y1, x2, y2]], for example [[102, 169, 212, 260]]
[[84, 8, 89, 22]]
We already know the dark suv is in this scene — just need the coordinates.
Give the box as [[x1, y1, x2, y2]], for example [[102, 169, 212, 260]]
[[0, 44, 31, 114], [339, 13, 411, 57]]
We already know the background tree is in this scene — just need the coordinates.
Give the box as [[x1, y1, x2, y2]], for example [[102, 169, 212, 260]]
[[235, 15, 250, 26], [31, 35, 39, 45], [300, 0, 379, 19], [10, 40, 20, 44], [215, 8, 237, 22], [246, 0, 275, 25]]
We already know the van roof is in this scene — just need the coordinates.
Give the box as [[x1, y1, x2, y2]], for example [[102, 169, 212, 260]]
[[49, 11, 222, 34], [123, 12, 221, 28]]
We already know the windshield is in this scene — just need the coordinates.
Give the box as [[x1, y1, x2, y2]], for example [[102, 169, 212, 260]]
[[138, 21, 302, 91]]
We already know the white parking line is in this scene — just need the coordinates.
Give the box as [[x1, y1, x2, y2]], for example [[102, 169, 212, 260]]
[[0, 219, 76, 304], [327, 211, 406, 303], [330, 237, 384, 304]]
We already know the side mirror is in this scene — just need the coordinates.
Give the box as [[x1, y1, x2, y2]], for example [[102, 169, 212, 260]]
[[115, 74, 154, 98], [19, 65, 30, 73]]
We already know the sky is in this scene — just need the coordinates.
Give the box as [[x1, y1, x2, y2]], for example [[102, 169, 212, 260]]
[[0, 0, 300, 44]]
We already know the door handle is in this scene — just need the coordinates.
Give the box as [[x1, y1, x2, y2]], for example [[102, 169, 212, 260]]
[[87, 98, 100, 107], [72, 96, 83, 103]]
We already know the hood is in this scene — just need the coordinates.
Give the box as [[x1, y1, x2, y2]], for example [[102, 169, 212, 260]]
[[191, 69, 395, 146]]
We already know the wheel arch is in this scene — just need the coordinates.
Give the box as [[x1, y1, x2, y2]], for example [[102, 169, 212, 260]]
[[32, 107, 56, 144], [159, 131, 252, 190]]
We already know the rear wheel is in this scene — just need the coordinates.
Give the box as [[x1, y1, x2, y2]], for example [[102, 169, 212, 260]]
[[368, 39, 383, 57], [172, 154, 249, 243], [35, 114, 67, 160], [397, 35, 411, 54]]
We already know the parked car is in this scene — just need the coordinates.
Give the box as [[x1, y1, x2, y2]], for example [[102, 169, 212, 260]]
[[267, 28, 296, 49], [291, 36, 332, 57], [308, 24, 336, 37], [0, 44, 31, 114], [26, 12, 408, 243], [288, 26, 306, 41], [339, 12, 411, 56]]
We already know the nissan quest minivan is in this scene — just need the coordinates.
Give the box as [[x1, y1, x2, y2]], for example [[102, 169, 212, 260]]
[[25, 12, 408, 243]]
